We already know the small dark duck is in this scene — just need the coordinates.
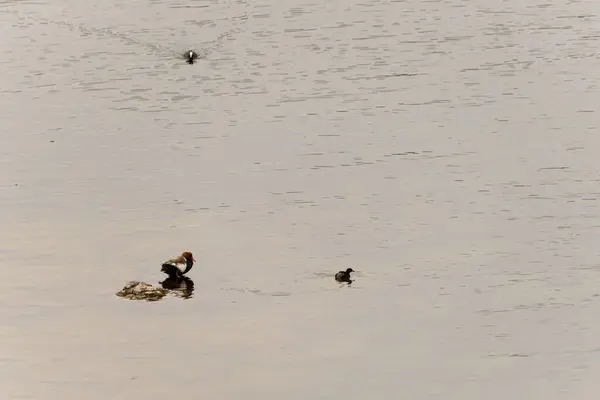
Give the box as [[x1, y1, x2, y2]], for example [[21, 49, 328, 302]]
[[184, 50, 198, 64], [335, 268, 354, 284]]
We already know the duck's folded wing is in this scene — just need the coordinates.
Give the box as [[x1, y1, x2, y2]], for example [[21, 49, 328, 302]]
[[166, 255, 186, 265], [161, 263, 183, 275]]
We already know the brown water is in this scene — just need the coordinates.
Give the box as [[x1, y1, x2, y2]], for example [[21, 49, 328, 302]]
[[2, 0, 600, 398]]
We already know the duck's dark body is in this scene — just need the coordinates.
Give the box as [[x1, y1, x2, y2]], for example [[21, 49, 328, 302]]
[[160, 276, 195, 299], [335, 268, 354, 284], [161, 263, 187, 279]]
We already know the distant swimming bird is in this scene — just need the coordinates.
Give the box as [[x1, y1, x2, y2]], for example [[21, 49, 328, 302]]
[[335, 268, 354, 284], [184, 50, 198, 64], [161, 251, 195, 279]]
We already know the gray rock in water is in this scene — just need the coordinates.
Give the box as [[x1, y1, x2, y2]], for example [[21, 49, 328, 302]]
[[116, 281, 168, 301]]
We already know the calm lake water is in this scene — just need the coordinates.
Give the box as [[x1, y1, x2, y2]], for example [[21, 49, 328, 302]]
[[2, 0, 600, 398]]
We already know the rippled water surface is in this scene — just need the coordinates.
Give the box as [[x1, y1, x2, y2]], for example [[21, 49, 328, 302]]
[[2, 0, 600, 398]]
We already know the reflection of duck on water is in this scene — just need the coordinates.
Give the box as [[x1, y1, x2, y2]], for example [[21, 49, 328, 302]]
[[160, 276, 195, 299]]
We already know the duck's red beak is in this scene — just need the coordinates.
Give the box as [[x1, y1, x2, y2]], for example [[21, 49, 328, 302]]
[[192, 257, 196, 262]]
